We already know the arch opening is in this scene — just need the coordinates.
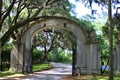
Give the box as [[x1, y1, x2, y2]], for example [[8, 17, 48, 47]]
[[31, 27, 77, 75]]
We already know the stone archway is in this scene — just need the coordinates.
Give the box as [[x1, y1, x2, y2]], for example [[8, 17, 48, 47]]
[[10, 16, 100, 74]]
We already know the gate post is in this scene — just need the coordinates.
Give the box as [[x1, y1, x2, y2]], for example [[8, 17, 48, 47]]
[[85, 32, 101, 74], [0, 42, 2, 71], [23, 47, 32, 73], [89, 42, 101, 74], [10, 41, 23, 72], [72, 46, 76, 76], [114, 41, 120, 73]]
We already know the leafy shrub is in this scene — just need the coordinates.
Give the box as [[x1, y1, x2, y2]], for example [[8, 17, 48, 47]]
[[47, 50, 72, 63], [1, 44, 12, 71], [32, 48, 44, 64], [32, 48, 72, 64]]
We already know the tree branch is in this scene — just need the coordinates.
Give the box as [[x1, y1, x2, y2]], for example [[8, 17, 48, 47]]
[[1, 0, 58, 46], [0, 0, 16, 30], [0, 0, 54, 45], [31, 0, 51, 18], [0, 0, 3, 30], [1, 16, 44, 46], [47, 32, 56, 52], [11, 0, 24, 25], [0, 0, 2, 20]]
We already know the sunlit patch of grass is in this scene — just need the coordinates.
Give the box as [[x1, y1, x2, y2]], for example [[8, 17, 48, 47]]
[[0, 63, 53, 77], [97, 75, 120, 80], [0, 71, 20, 77], [32, 63, 53, 71], [91, 76, 108, 80]]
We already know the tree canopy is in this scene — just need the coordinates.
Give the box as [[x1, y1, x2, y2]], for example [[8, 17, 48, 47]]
[[0, 0, 72, 47]]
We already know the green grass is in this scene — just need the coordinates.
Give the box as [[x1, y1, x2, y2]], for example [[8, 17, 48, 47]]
[[90, 75, 120, 80], [0, 71, 20, 77], [0, 63, 53, 77], [32, 63, 53, 71], [90, 75, 109, 80], [74, 74, 120, 80]]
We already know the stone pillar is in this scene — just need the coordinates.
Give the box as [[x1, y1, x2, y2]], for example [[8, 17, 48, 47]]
[[85, 42, 101, 74], [75, 41, 100, 74], [10, 41, 23, 72], [89, 42, 100, 74], [114, 42, 120, 73], [75, 38, 86, 74], [23, 45, 32, 73], [0, 42, 2, 71], [113, 48, 117, 73]]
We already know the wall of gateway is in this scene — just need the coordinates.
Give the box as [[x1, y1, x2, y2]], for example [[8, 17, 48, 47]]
[[114, 42, 120, 74], [10, 16, 101, 74]]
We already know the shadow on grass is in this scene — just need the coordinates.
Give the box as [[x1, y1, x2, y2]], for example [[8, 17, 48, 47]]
[[73, 74, 120, 80]]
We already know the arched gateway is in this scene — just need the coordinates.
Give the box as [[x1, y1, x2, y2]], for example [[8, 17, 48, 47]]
[[10, 16, 100, 74]]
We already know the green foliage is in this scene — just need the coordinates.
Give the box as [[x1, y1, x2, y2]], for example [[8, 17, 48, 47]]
[[32, 47, 72, 63], [47, 48, 72, 63], [69, 16, 95, 35], [97, 35, 109, 60], [39, 0, 72, 17], [79, 19, 95, 33], [48, 52, 72, 63], [0, 0, 74, 46], [0, 63, 52, 77], [74, 74, 120, 80], [2, 43, 12, 51], [47, 53, 54, 62], [102, 13, 120, 42], [1, 43, 12, 71], [32, 28, 75, 64], [102, 23, 109, 38], [32, 48, 44, 64], [0, 71, 20, 77]]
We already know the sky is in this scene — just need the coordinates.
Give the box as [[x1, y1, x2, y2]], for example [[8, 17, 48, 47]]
[[68, 0, 120, 19], [68, 0, 120, 35], [69, 0, 91, 17]]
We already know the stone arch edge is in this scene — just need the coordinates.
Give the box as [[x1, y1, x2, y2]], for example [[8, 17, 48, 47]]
[[22, 16, 88, 40]]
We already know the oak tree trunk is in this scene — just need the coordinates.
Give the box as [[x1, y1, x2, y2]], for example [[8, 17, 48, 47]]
[[108, 0, 114, 80]]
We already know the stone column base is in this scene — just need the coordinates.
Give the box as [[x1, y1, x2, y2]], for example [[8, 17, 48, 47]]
[[10, 41, 23, 72]]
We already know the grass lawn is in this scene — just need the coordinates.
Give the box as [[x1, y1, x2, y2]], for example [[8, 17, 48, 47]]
[[0, 63, 53, 77], [0, 71, 19, 77], [32, 63, 53, 71], [61, 74, 120, 80], [73, 74, 120, 80]]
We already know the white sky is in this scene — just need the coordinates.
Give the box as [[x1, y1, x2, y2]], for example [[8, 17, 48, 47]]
[[68, 0, 120, 35], [69, 0, 120, 18], [69, 0, 91, 17]]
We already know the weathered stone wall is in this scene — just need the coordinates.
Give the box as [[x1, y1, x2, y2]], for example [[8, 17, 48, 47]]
[[10, 41, 23, 72], [89, 43, 100, 74], [21, 17, 87, 73], [114, 42, 120, 73], [10, 16, 100, 74], [76, 42, 100, 74]]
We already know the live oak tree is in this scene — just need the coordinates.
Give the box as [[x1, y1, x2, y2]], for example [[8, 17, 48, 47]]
[[0, 0, 72, 71], [75, 0, 118, 79], [0, 0, 72, 47], [32, 28, 76, 63]]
